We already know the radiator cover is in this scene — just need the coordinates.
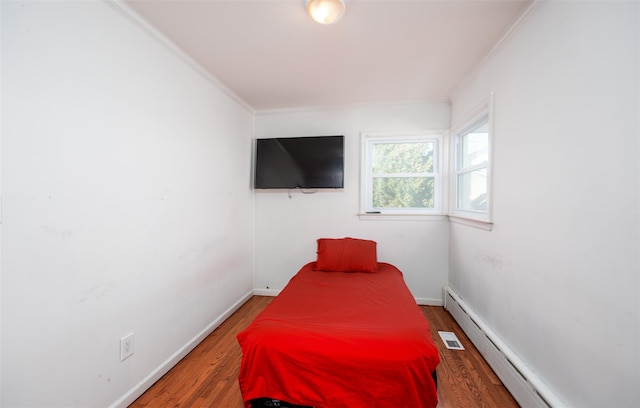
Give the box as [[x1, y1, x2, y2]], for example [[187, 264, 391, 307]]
[[444, 286, 563, 408]]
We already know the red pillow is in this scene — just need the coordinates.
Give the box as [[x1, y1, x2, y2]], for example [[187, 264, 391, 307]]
[[315, 237, 378, 273]]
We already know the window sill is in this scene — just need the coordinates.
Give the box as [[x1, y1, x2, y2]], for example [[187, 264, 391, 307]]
[[448, 214, 493, 230], [357, 213, 449, 222]]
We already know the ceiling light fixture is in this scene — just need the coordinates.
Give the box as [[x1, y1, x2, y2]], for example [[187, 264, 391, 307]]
[[306, 0, 346, 25]]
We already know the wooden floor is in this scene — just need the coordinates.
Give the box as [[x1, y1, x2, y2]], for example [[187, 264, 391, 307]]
[[130, 296, 519, 408]]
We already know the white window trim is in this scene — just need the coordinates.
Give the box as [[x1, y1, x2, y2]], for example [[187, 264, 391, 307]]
[[450, 94, 494, 226], [360, 130, 447, 217]]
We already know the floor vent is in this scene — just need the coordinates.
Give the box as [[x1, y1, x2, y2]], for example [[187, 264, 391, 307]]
[[438, 331, 465, 350]]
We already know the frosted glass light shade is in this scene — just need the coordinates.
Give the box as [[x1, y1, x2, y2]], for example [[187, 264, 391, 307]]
[[307, 0, 346, 25]]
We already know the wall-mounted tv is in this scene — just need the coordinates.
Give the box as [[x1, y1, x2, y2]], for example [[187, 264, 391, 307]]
[[254, 135, 344, 189]]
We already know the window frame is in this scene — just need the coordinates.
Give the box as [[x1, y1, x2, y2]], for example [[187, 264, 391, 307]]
[[360, 130, 445, 216], [451, 98, 493, 225]]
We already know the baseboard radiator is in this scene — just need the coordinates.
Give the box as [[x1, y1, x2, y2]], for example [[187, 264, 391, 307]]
[[444, 286, 565, 408]]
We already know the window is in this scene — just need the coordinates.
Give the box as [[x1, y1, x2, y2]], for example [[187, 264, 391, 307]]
[[453, 111, 491, 221], [361, 132, 443, 214]]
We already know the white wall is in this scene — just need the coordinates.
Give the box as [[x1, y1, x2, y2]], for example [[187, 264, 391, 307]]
[[254, 102, 450, 304], [449, 1, 639, 407], [1, 1, 254, 407]]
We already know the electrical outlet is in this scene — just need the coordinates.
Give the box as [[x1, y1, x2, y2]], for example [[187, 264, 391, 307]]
[[120, 333, 135, 361]]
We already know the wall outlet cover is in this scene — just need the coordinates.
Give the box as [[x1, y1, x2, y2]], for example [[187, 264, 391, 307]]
[[120, 333, 135, 361]]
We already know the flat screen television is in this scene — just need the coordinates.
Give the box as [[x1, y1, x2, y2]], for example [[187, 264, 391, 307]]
[[254, 135, 344, 189]]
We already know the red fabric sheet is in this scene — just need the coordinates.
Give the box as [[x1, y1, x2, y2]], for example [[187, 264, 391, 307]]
[[237, 262, 440, 408]]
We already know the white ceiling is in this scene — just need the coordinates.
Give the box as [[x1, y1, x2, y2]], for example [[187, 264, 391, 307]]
[[125, 0, 532, 111]]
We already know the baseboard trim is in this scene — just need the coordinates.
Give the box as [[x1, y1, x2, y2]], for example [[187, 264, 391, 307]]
[[444, 286, 565, 408], [109, 290, 254, 408], [253, 288, 280, 297], [415, 297, 443, 306]]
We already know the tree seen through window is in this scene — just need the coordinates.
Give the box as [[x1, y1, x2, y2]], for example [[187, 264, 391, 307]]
[[371, 141, 435, 209]]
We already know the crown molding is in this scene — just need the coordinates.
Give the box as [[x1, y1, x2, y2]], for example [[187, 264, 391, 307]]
[[255, 97, 451, 116], [450, 0, 545, 101], [103, 0, 255, 114]]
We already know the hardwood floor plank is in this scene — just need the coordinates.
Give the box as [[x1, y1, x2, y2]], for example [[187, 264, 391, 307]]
[[130, 296, 518, 408]]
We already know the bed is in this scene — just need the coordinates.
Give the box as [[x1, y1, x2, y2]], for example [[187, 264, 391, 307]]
[[237, 238, 440, 408]]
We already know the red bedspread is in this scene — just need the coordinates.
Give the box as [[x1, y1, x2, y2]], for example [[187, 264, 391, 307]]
[[237, 262, 440, 408]]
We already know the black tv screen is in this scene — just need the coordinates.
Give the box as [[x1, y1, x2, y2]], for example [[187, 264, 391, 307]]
[[254, 136, 344, 189]]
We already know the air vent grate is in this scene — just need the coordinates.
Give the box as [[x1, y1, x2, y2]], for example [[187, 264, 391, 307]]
[[438, 331, 465, 350]]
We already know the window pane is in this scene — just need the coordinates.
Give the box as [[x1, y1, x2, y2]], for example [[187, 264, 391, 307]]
[[460, 122, 488, 168], [457, 169, 487, 211], [372, 177, 434, 208], [372, 142, 434, 174]]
